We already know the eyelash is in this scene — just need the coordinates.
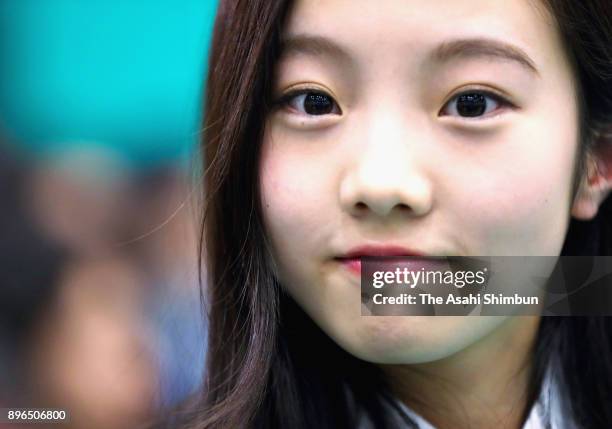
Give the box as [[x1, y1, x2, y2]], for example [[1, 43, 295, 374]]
[[275, 88, 342, 116], [274, 87, 515, 119], [439, 89, 515, 119]]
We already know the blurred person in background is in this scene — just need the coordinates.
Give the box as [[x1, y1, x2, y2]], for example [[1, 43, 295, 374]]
[[0, 145, 68, 412], [0, 1, 215, 425], [12, 145, 205, 426], [0, 143, 163, 429]]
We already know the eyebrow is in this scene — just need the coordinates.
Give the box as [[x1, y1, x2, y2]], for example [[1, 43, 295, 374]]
[[280, 34, 539, 76], [280, 35, 352, 63], [432, 38, 539, 75]]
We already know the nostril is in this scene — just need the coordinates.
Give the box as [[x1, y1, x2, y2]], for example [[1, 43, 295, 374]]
[[353, 201, 413, 214]]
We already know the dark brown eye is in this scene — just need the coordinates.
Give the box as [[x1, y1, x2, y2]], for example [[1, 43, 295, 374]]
[[304, 93, 334, 115], [440, 91, 508, 118], [284, 91, 341, 116], [456, 93, 487, 117]]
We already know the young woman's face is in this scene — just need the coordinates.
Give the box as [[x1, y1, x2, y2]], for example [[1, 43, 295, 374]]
[[259, 0, 579, 363]]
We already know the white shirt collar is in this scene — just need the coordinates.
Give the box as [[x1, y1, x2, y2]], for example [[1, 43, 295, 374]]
[[391, 396, 547, 429], [358, 357, 575, 429]]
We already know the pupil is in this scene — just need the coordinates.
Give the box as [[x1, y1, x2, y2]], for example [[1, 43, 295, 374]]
[[304, 93, 333, 115], [457, 93, 486, 117]]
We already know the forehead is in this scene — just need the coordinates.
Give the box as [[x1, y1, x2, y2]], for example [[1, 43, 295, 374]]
[[283, 0, 564, 74]]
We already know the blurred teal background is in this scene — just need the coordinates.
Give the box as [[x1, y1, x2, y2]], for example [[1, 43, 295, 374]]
[[0, 0, 218, 169]]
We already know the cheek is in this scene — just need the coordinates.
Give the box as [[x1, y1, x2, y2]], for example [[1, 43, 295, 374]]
[[260, 143, 324, 244], [446, 121, 578, 254], [259, 130, 335, 281]]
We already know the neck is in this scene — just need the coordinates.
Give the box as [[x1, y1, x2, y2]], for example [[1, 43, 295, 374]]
[[380, 316, 542, 429]]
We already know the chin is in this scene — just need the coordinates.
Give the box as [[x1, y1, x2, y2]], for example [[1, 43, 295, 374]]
[[328, 315, 507, 364]]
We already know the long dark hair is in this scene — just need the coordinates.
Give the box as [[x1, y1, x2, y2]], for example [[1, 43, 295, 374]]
[[190, 1, 612, 428]]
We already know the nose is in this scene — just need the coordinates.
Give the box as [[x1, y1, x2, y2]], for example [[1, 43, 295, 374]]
[[339, 115, 434, 219]]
